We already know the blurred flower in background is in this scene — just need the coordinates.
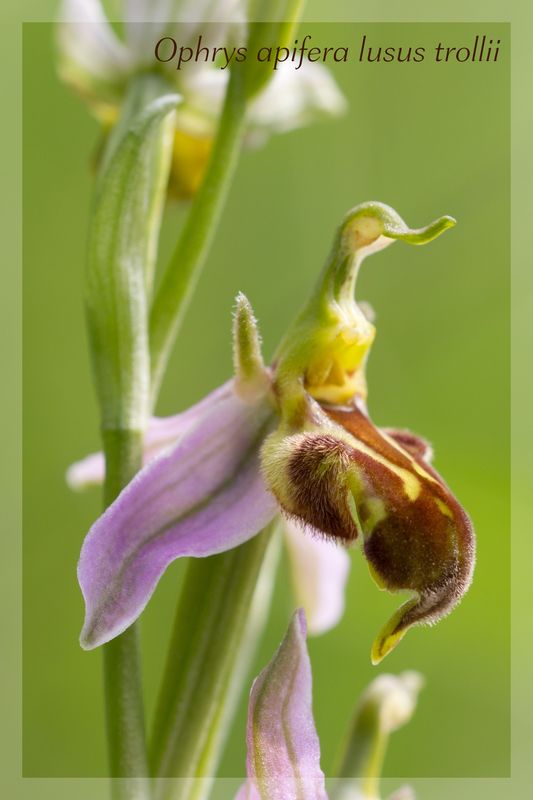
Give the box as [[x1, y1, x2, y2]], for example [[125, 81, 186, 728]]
[[56, 0, 346, 196]]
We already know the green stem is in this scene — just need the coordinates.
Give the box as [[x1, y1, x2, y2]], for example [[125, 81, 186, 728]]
[[96, 62, 249, 797], [330, 708, 388, 800], [150, 526, 279, 800], [361, 731, 387, 800], [102, 429, 151, 800], [149, 66, 247, 400], [94, 72, 173, 799]]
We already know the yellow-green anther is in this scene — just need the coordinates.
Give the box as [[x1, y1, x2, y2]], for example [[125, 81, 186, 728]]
[[233, 293, 270, 401], [274, 202, 455, 417]]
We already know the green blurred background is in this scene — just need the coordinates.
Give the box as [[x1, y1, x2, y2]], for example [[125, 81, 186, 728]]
[[22, 21, 509, 781]]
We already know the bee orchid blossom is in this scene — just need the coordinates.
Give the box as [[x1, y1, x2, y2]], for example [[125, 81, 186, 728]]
[[71, 202, 475, 660], [57, 0, 346, 197]]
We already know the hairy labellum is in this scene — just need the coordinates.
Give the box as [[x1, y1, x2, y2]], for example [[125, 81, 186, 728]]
[[261, 400, 475, 663]]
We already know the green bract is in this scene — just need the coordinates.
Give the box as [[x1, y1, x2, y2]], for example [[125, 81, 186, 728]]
[[86, 87, 179, 431]]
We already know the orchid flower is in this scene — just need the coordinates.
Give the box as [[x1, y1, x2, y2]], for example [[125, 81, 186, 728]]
[[70, 201, 475, 659], [236, 609, 422, 800], [57, 0, 346, 197]]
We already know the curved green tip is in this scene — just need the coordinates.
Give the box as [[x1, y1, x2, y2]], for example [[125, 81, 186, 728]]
[[371, 627, 407, 666], [338, 201, 456, 249], [386, 213, 457, 245], [370, 596, 419, 665]]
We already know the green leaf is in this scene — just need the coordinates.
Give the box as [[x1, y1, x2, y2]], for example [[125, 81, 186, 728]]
[[86, 92, 179, 430]]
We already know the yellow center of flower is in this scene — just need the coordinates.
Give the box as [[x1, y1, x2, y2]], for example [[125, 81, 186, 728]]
[[304, 311, 375, 404], [95, 106, 213, 201], [168, 129, 213, 200]]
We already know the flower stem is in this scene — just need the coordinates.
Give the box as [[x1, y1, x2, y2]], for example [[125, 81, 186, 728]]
[[330, 709, 388, 800], [149, 66, 247, 400], [102, 429, 151, 800], [150, 526, 280, 800], [94, 71, 174, 799]]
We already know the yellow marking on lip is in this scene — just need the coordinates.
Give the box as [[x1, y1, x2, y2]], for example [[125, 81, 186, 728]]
[[435, 497, 454, 518], [380, 429, 440, 486], [355, 439, 421, 501], [335, 425, 422, 501], [371, 625, 407, 665]]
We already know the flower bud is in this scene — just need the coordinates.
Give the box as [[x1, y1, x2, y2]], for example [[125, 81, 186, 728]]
[[358, 671, 424, 735], [334, 672, 423, 800]]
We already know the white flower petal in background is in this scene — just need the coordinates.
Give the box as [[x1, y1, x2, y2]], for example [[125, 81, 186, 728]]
[[177, 65, 228, 133], [248, 61, 347, 141], [57, 1, 346, 141], [283, 518, 351, 636], [123, 0, 174, 62], [58, 0, 131, 83], [175, 0, 246, 44]]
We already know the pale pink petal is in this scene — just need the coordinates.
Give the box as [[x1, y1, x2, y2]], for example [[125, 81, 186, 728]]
[[67, 380, 237, 490], [283, 519, 351, 636], [235, 782, 260, 800], [239, 610, 327, 800], [78, 383, 277, 649], [66, 451, 106, 491]]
